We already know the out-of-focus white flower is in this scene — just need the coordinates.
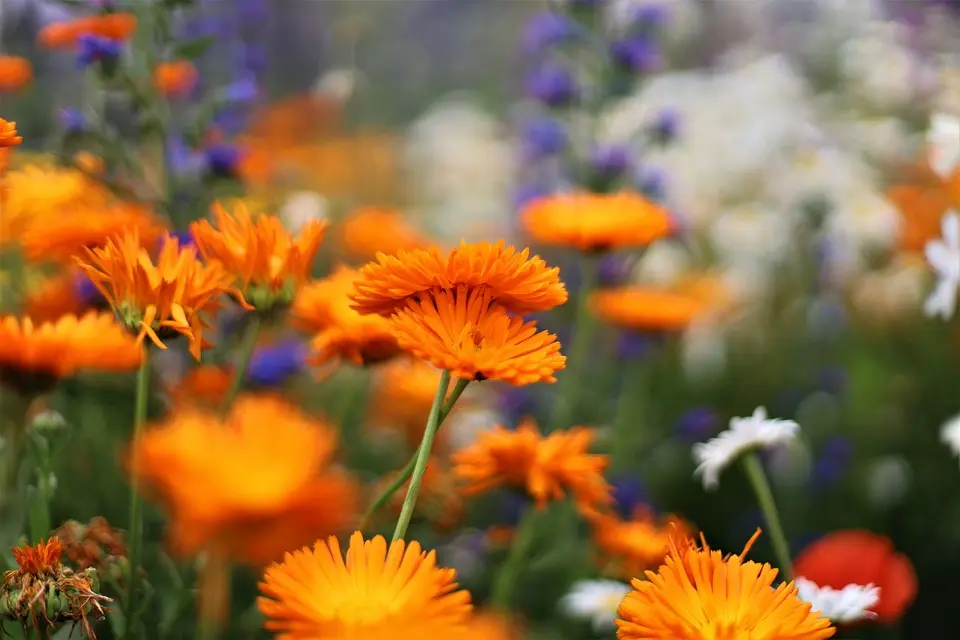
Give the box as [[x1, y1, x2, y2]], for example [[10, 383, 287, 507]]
[[826, 190, 901, 256], [940, 413, 960, 464], [928, 112, 960, 179], [631, 241, 691, 286], [681, 319, 728, 382], [709, 203, 797, 266], [795, 578, 880, 624], [842, 116, 919, 167], [560, 579, 631, 632], [279, 191, 328, 234], [865, 455, 911, 507], [924, 211, 960, 319], [313, 68, 360, 103], [445, 406, 505, 452], [839, 21, 919, 111], [693, 407, 799, 490]]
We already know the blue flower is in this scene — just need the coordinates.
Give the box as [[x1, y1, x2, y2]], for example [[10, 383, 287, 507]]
[[222, 76, 259, 104], [610, 37, 661, 73], [521, 12, 580, 57], [648, 108, 679, 144], [609, 475, 648, 517], [205, 143, 241, 178], [630, 3, 670, 31], [246, 340, 308, 387], [73, 274, 104, 307], [598, 254, 632, 286], [75, 34, 121, 69], [526, 63, 579, 108], [591, 145, 632, 181], [636, 167, 667, 201], [520, 117, 568, 161], [59, 108, 86, 133], [675, 407, 720, 443], [497, 387, 536, 427], [166, 136, 204, 177]]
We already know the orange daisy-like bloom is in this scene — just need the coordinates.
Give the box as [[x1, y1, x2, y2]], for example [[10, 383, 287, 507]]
[[76, 232, 238, 359], [190, 201, 328, 310], [0, 312, 142, 395], [131, 394, 359, 565], [590, 507, 693, 579], [590, 287, 704, 332], [350, 241, 568, 317], [522, 191, 674, 253], [0, 56, 32, 92], [370, 359, 447, 447], [616, 530, 835, 640], [154, 60, 198, 97], [12, 538, 64, 576], [452, 418, 612, 516], [390, 286, 566, 386], [337, 206, 431, 261], [258, 531, 473, 639], [0, 118, 22, 147], [167, 364, 232, 409], [291, 267, 401, 366], [23, 269, 100, 323], [38, 13, 137, 48]]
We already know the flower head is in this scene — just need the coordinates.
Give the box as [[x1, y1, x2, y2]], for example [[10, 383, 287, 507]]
[[12, 538, 63, 576], [527, 62, 579, 107], [591, 287, 703, 332], [154, 60, 199, 97], [39, 13, 137, 48], [0, 118, 22, 147], [247, 339, 307, 387], [794, 578, 880, 625], [923, 210, 960, 319], [258, 532, 472, 639], [75, 35, 122, 70], [0, 56, 32, 92], [941, 412, 960, 463], [590, 507, 692, 579], [337, 207, 430, 261], [561, 579, 631, 632], [616, 530, 835, 639], [928, 112, 960, 180], [167, 365, 232, 409], [692, 407, 799, 490]]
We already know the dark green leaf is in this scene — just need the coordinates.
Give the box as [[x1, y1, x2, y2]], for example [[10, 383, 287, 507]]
[[171, 36, 216, 60]]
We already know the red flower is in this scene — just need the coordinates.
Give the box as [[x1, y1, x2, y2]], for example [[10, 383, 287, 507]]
[[793, 530, 917, 623]]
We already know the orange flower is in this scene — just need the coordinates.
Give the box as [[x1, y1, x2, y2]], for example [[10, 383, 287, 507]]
[[390, 286, 566, 386], [153, 60, 198, 97], [39, 13, 137, 48], [590, 287, 704, 332], [190, 201, 328, 310], [166, 364, 232, 409], [0, 118, 22, 147], [522, 191, 674, 253], [379, 458, 464, 531], [0, 56, 32, 92], [258, 532, 473, 639], [457, 612, 523, 639], [590, 507, 692, 579], [452, 418, 612, 516], [370, 359, 447, 447], [350, 241, 568, 317], [616, 530, 835, 640], [292, 267, 401, 366], [76, 232, 237, 359], [338, 207, 430, 260], [888, 162, 960, 253], [0, 312, 142, 395], [12, 538, 63, 576], [23, 269, 99, 322]]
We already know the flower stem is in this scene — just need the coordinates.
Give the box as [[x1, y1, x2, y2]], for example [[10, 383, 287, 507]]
[[391, 371, 452, 542], [741, 452, 793, 582], [124, 347, 151, 640], [611, 358, 648, 470], [491, 506, 538, 610], [220, 313, 261, 414], [196, 551, 230, 640]]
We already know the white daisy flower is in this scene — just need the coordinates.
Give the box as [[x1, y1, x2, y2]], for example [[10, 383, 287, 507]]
[[795, 577, 880, 624], [928, 112, 960, 180], [923, 211, 960, 320], [940, 413, 960, 463], [560, 579, 631, 632], [692, 407, 799, 490]]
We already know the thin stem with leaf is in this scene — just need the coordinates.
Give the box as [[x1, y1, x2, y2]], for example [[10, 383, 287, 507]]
[[220, 313, 262, 414]]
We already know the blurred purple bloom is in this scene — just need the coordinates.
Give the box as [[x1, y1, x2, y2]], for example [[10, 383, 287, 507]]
[[499, 493, 530, 526], [649, 108, 680, 144], [610, 37, 661, 73], [676, 407, 720, 443], [59, 108, 86, 133], [591, 145, 632, 180], [513, 183, 553, 212], [166, 136, 204, 176], [636, 167, 667, 201], [236, 45, 268, 76], [598, 255, 632, 286], [205, 143, 241, 178], [223, 76, 259, 103], [520, 117, 568, 160], [610, 475, 648, 517], [238, 0, 269, 24], [73, 274, 103, 307], [75, 34, 121, 69], [498, 387, 536, 427], [526, 63, 579, 107], [810, 436, 853, 490], [617, 331, 654, 360], [631, 3, 670, 30], [521, 12, 580, 57], [247, 340, 308, 387], [168, 229, 195, 248]]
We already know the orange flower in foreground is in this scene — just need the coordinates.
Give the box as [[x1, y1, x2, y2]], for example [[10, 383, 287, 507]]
[[39, 13, 137, 48], [591, 287, 704, 332], [258, 532, 472, 640], [166, 364, 232, 409], [77, 232, 238, 359], [370, 359, 447, 447], [338, 206, 430, 260], [590, 507, 692, 579], [292, 267, 401, 366], [12, 538, 63, 576], [453, 418, 612, 516], [154, 60, 198, 97], [617, 530, 835, 640], [0, 118, 22, 147], [350, 241, 567, 317], [0, 313, 142, 395], [390, 286, 566, 386], [0, 56, 32, 92], [191, 201, 328, 310], [522, 191, 674, 253]]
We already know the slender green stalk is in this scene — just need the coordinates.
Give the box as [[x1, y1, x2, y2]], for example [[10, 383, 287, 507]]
[[741, 452, 793, 582], [124, 348, 152, 640], [220, 314, 261, 414], [611, 358, 647, 469], [491, 507, 538, 609], [391, 371, 451, 542]]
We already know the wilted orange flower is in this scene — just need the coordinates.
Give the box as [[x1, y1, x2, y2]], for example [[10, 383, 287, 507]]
[[0, 312, 142, 395], [0, 56, 32, 92], [590, 507, 692, 579], [292, 267, 401, 366], [131, 395, 359, 565], [338, 207, 430, 260], [53, 517, 127, 573], [350, 241, 568, 317], [390, 286, 566, 386], [522, 191, 674, 253], [380, 458, 464, 531], [370, 359, 447, 447], [39, 13, 137, 48], [153, 60, 198, 97], [591, 288, 704, 332], [453, 418, 612, 516], [190, 201, 328, 310], [166, 364, 232, 409], [12, 538, 63, 575], [258, 532, 473, 639], [76, 232, 238, 359], [616, 530, 835, 640], [0, 118, 22, 147]]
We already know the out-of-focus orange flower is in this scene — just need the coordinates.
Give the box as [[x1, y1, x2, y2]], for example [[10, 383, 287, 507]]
[[793, 530, 917, 623], [292, 267, 401, 366], [0, 56, 32, 92], [167, 364, 232, 409], [390, 286, 566, 386], [590, 287, 704, 332], [337, 207, 431, 261], [370, 359, 447, 448], [247, 95, 342, 146], [617, 530, 835, 639], [39, 13, 137, 49], [0, 312, 142, 395], [23, 270, 96, 322], [76, 232, 238, 359], [589, 507, 692, 579], [457, 612, 523, 639], [131, 395, 359, 565], [235, 138, 275, 187], [380, 458, 464, 531], [258, 532, 473, 639], [521, 191, 674, 253], [190, 201, 327, 311], [153, 60, 198, 97], [0, 118, 22, 147], [452, 418, 612, 517], [351, 241, 567, 317], [52, 517, 127, 573], [888, 159, 960, 253]]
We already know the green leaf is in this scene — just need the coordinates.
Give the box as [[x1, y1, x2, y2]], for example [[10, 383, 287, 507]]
[[27, 487, 51, 544], [172, 36, 216, 60]]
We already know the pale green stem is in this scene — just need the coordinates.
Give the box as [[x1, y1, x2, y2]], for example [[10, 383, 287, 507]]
[[491, 507, 538, 609], [124, 348, 151, 640], [741, 452, 793, 582], [220, 314, 261, 415]]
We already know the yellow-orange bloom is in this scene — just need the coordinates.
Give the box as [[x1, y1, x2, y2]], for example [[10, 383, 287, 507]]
[[38, 13, 137, 48], [292, 267, 401, 366], [190, 201, 328, 310], [590, 287, 704, 332], [350, 241, 568, 317], [0, 312, 142, 395], [452, 418, 612, 516], [153, 60, 198, 97], [590, 507, 693, 579], [258, 531, 473, 640], [0, 118, 22, 147], [390, 286, 566, 386], [0, 56, 32, 92], [616, 530, 835, 640], [166, 364, 232, 409], [76, 232, 237, 359], [337, 206, 431, 261], [522, 191, 674, 253]]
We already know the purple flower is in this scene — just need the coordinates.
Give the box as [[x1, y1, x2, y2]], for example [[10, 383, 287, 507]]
[[520, 117, 568, 160], [676, 407, 720, 443], [498, 387, 536, 427], [205, 143, 241, 178], [598, 255, 632, 286], [610, 475, 648, 517], [513, 183, 553, 212], [236, 44, 268, 76], [75, 34, 121, 69], [73, 274, 104, 307], [630, 3, 670, 30], [246, 340, 307, 387], [636, 167, 667, 201], [58, 108, 86, 133], [526, 63, 579, 107], [166, 136, 204, 176], [610, 37, 661, 73], [167, 229, 195, 248], [521, 12, 580, 57], [223, 76, 259, 103], [591, 145, 632, 180], [648, 108, 679, 144]]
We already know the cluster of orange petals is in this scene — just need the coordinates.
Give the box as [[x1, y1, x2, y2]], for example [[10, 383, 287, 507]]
[[337, 207, 431, 261], [617, 530, 835, 640], [39, 13, 137, 48], [22, 269, 96, 323], [591, 287, 705, 333], [452, 418, 612, 517], [292, 267, 401, 366], [258, 532, 472, 639], [888, 160, 960, 253], [166, 364, 233, 409], [12, 538, 64, 576], [153, 60, 198, 97], [0, 118, 22, 147], [589, 507, 692, 579], [521, 191, 674, 253], [131, 395, 359, 566], [0, 56, 32, 92]]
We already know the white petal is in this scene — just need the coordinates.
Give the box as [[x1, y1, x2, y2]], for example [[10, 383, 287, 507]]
[[924, 278, 959, 319], [943, 211, 960, 251]]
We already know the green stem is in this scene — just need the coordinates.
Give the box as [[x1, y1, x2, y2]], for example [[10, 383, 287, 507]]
[[220, 314, 261, 415], [391, 371, 451, 542], [491, 507, 538, 609], [611, 358, 647, 469], [124, 348, 152, 640], [741, 452, 793, 582], [549, 255, 600, 430]]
